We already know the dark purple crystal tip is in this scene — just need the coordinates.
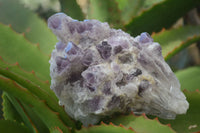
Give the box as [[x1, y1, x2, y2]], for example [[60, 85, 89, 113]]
[[139, 32, 153, 44]]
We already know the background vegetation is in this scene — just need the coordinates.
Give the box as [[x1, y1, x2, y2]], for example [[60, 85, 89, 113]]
[[0, 0, 200, 132]]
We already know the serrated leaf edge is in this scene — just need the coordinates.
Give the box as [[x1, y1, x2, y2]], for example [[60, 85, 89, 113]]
[[164, 35, 200, 60], [0, 76, 71, 132], [0, 23, 50, 57], [123, 112, 176, 133], [0, 56, 49, 84], [80, 121, 136, 132], [125, 0, 167, 26], [16, 98, 39, 133], [0, 119, 31, 132], [50, 127, 63, 133], [115, 0, 169, 26], [183, 89, 200, 94], [0, 67, 76, 129]]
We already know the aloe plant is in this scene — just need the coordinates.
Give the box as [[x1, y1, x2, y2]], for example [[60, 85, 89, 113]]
[[0, 0, 200, 132]]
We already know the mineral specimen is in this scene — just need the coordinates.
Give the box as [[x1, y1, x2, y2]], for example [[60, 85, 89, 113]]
[[48, 13, 189, 126]]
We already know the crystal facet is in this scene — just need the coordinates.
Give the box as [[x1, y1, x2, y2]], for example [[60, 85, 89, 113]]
[[48, 13, 189, 126]]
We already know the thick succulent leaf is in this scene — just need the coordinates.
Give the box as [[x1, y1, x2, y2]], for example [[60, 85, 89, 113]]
[[59, 0, 84, 20], [114, 0, 167, 25], [87, 0, 121, 27], [0, 57, 55, 99], [21, 102, 49, 133], [110, 113, 175, 133], [0, 76, 70, 133], [0, 66, 55, 100], [158, 90, 200, 133], [114, 0, 129, 10], [4, 93, 37, 133], [0, 67, 76, 129], [50, 127, 63, 133], [0, 23, 50, 80], [0, 0, 57, 55], [143, 0, 165, 8], [2, 92, 23, 123], [114, 0, 145, 25], [125, 0, 200, 36], [175, 67, 200, 91], [0, 120, 31, 133], [3, 91, 37, 132], [152, 25, 200, 60], [76, 122, 135, 133]]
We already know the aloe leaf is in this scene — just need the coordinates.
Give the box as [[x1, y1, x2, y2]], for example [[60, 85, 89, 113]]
[[0, 0, 57, 55], [87, 0, 121, 27], [143, 0, 165, 8], [0, 59, 56, 99], [125, 0, 200, 36], [76, 122, 135, 133], [115, 0, 168, 25], [0, 23, 50, 80], [115, 0, 145, 25], [152, 25, 200, 60], [59, 0, 84, 20], [0, 76, 70, 133], [2, 92, 23, 123], [175, 67, 200, 91], [110, 113, 175, 133], [4, 93, 37, 133], [21, 102, 49, 133], [50, 127, 63, 133], [0, 67, 76, 129], [0, 120, 31, 133], [158, 90, 200, 133]]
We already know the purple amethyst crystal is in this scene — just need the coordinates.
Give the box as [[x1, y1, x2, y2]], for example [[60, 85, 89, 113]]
[[55, 56, 70, 72], [139, 32, 154, 43], [48, 13, 189, 126], [84, 73, 96, 85], [48, 13, 64, 30], [113, 45, 122, 54], [96, 41, 112, 59], [56, 41, 66, 51], [102, 81, 112, 95], [82, 50, 93, 66]]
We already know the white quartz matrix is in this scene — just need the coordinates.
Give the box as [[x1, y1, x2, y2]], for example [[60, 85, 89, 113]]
[[48, 13, 189, 126]]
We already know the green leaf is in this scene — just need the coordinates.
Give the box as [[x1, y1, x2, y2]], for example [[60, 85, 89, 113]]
[[21, 102, 49, 133], [125, 0, 200, 36], [0, 23, 50, 80], [158, 90, 200, 133], [0, 76, 70, 133], [110, 113, 175, 133], [0, 120, 31, 133], [114, 0, 129, 10], [2, 92, 23, 123], [87, 0, 121, 27], [175, 67, 200, 91], [152, 25, 200, 60], [0, 58, 55, 99], [115, 0, 168, 25], [143, 0, 165, 8], [4, 93, 37, 133], [0, 67, 76, 129], [76, 122, 135, 133], [0, 0, 57, 55], [50, 127, 63, 133], [115, 0, 145, 25], [59, 0, 84, 20]]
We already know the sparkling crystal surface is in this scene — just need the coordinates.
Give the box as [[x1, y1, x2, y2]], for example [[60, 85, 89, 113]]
[[48, 13, 189, 126]]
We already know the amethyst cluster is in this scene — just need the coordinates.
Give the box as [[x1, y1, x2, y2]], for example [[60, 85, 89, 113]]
[[48, 13, 189, 126]]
